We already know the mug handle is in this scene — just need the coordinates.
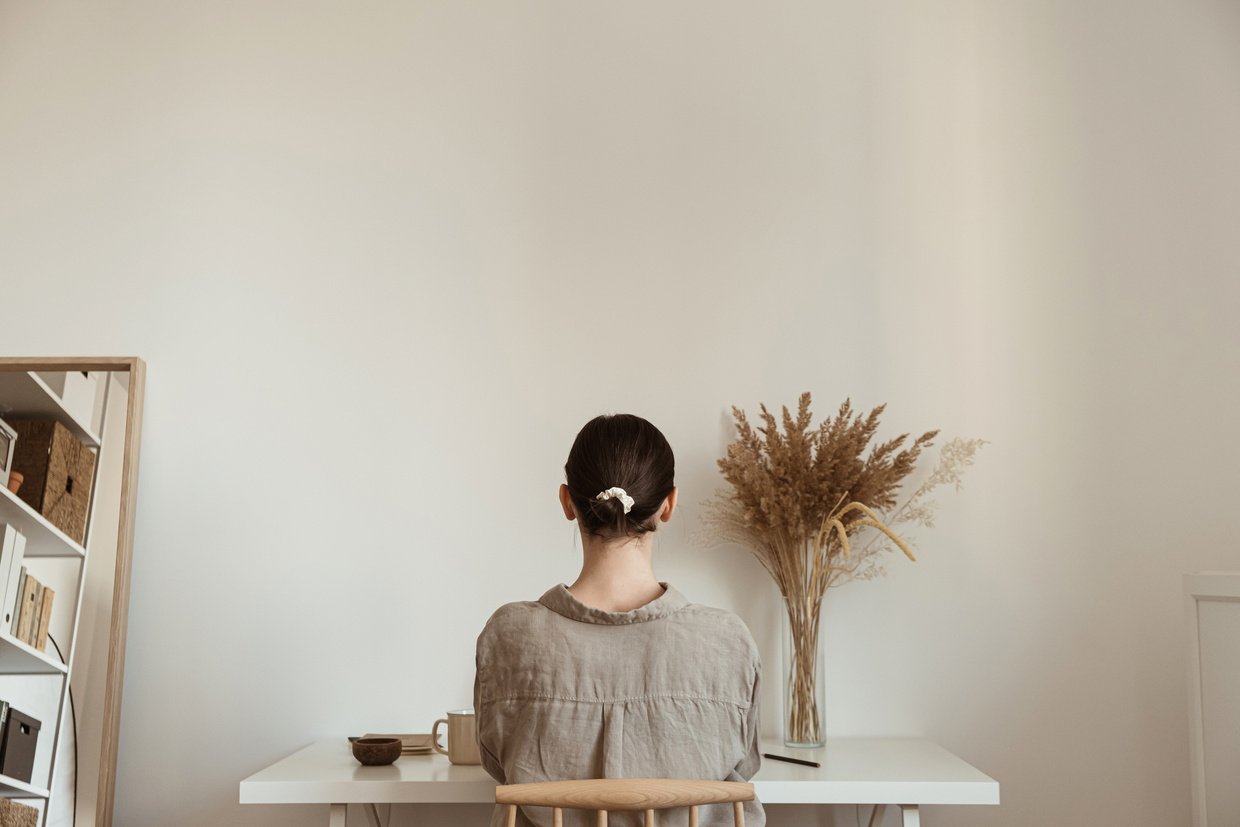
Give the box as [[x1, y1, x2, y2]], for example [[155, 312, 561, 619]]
[[431, 718, 449, 755]]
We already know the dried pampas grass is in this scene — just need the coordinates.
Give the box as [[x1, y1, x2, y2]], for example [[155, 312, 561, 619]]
[[699, 393, 985, 744]]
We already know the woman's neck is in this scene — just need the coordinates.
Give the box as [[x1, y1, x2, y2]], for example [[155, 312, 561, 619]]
[[567, 533, 664, 612]]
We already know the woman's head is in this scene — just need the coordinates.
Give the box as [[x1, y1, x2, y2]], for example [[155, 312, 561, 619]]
[[563, 414, 676, 540]]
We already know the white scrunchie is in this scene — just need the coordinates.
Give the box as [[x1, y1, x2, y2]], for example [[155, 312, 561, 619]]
[[595, 487, 635, 514]]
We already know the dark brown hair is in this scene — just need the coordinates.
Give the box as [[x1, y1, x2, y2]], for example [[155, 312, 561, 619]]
[[565, 414, 676, 539]]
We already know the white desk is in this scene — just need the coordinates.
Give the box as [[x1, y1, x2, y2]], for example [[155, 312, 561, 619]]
[[240, 737, 999, 827]]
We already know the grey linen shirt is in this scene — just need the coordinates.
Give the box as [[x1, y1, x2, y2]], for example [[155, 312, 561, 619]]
[[474, 583, 765, 827]]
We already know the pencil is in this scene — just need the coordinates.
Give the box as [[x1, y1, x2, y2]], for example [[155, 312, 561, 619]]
[[763, 752, 821, 768]]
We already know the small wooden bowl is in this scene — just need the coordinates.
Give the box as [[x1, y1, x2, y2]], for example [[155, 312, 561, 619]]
[[352, 737, 401, 766]]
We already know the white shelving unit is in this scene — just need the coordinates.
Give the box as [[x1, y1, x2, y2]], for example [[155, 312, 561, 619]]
[[0, 487, 87, 560], [0, 773, 49, 800], [0, 370, 109, 819], [0, 632, 69, 677], [0, 373, 99, 450]]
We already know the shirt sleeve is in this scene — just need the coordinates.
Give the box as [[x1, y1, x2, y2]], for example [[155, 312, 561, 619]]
[[474, 626, 507, 783], [732, 657, 762, 780]]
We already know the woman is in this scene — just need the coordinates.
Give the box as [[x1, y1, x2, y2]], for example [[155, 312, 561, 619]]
[[474, 414, 765, 827]]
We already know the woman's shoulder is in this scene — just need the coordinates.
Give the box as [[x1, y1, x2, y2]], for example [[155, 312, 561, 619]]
[[475, 589, 567, 651], [679, 599, 749, 624], [475, 601, 534, 666], [673, 591, 753, 629], [672, 598, 761, 662], [478, 598, 543, 636]]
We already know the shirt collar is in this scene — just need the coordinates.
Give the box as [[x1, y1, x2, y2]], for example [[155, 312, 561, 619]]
[[538, 582, 689, 625]]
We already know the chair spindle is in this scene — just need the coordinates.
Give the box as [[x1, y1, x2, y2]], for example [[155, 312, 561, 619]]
[[597, 810, 608, 827], [553, 807, 563, 827], [733, 800, 745, 826], [506, 804, 517, 827], [689, 804, 699, 827], [644, 808, 656, 826]]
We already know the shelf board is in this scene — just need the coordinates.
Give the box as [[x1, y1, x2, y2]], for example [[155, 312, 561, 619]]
[[0, 771, 49, 799], [0, 371, 100, 448], [0, 631, 67, 675], [0, 486, 86, 559]]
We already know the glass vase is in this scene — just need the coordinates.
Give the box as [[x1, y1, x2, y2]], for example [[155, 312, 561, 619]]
[[781, 595, 826, 748]]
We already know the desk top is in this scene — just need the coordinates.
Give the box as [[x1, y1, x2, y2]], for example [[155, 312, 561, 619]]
[[240, 738, 998, 806]]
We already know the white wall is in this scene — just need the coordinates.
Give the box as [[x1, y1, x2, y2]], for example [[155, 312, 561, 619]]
[[2, 2, 1238, 825]]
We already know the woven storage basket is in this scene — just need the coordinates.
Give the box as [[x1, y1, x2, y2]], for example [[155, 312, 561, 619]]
[[9, 418, 96, 544], [0, 798, 38, 827]]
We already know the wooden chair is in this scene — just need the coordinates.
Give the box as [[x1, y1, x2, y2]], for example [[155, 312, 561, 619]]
[[495, 778, 754, 827]]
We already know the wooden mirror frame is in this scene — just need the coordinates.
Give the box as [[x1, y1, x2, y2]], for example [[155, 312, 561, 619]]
[[0, 357, 145, 827]]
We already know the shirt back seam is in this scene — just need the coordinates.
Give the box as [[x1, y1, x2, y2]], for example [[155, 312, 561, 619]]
[[482, 692, 752, 709]]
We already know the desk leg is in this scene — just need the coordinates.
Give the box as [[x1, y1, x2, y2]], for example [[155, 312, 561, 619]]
[[900, 805, 920, 827], [329, 803, 347, 827]]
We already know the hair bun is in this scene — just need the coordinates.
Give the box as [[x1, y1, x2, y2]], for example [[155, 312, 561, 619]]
[[587, 494, 631, 535]]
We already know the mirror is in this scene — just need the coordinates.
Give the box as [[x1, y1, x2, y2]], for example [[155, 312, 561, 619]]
[[0, 358, 145, 827]]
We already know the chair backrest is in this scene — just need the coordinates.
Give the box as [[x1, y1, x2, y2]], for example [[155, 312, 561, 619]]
[[495, 778, 754, 827]]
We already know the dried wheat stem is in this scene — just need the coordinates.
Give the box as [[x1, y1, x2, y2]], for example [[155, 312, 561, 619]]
[[851, 519, 916, 561], [828, 502, 916, 561], [816, 515, 851, 560]]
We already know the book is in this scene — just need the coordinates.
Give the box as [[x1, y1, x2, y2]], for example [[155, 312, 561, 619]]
[[14, 572, 39, 644], [0, 527, 14, 623], [34, 586, 54, 652], [0, 525, 24, 631], [9, 566, 25, 638], [356, 733, 441, 755], [28, 585, 42, 645]]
